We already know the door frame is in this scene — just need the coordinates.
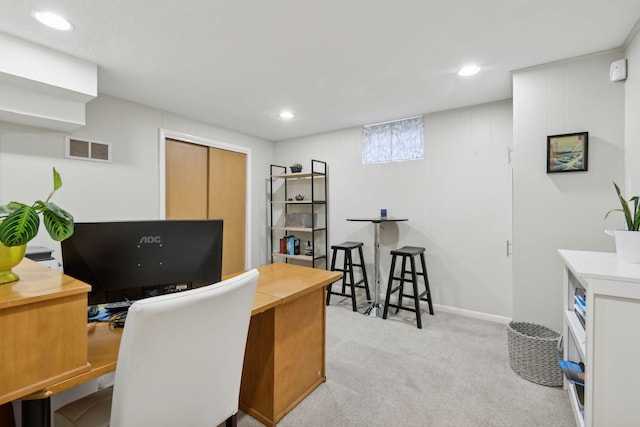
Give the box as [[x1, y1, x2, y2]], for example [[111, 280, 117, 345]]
[[158, 128, 252, 270]]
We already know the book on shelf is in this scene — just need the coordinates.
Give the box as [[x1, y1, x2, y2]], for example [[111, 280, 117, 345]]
[[574, 383, 585, 417], [578, 388, 584, 417], [286, 236, 300, 255], [280, 235, 294, 254], [558, 359, 585, 386], [574, 294, 586, 312], [559, 358, 585, 417], [573, 304, 586, 327]]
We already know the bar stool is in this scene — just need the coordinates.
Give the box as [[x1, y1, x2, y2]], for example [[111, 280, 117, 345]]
[[383, 246, 434, 328], [326, 241, 371, 311]]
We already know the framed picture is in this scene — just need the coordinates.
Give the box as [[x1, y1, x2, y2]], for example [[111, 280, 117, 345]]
[[547, 132, 588, 173]]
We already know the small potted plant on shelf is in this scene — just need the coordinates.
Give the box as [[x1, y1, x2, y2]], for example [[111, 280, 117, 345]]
[[290, 163, 303, 173], [605, 181, 640, 263], [0, 167, 74, 284]]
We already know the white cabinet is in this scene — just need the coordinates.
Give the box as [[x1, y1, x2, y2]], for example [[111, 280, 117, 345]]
[[270, 160, 328, 268], [559, 250, 640, 427]]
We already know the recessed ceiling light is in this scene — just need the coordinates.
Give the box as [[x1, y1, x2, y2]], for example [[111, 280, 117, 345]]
[[279, 111, 294, 119], [458, 65, 480, 77], [32, 11, 74, 31]]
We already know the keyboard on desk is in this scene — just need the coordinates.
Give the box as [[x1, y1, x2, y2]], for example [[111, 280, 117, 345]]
[[88, 301, 131, 326], [109, 310, 128, 328], [105, 301, 132, 311]]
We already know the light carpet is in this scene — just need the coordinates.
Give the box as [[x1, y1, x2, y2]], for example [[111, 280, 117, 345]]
[[236, 303, 575, 427]]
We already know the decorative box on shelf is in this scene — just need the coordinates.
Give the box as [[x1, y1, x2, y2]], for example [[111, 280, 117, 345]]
[[286, 213, 317, 228]]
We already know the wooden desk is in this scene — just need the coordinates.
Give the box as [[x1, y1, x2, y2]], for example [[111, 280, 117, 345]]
[[23, 323, 123, 400], [20, 262, 340, 427], [0, 259, 91, 405], [239, 263, 341, 427]]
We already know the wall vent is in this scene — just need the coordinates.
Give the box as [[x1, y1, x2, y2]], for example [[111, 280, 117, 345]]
[[65, 137, 112, 162]]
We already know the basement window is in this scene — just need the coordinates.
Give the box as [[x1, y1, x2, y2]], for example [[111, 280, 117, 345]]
[[362, 116, 424, 164]]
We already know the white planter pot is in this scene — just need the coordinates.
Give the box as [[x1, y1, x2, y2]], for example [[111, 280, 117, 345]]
[[607, 229, 640, 263]]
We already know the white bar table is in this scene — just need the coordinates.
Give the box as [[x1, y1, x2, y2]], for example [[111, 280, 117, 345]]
[[346, 217, 408, 317]]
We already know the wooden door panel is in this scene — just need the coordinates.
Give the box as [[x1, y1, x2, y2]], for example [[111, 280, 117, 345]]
[[209, 148, 246, 276], [165, 139, 208, 219]]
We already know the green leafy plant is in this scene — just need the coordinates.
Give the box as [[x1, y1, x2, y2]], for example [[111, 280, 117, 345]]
[[0, 167, 74, 247], [605, 181, 640, 231], [289, 162, 303, 173]]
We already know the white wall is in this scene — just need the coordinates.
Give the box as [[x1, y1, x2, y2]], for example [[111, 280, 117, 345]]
[[512, 50, 626, 331], [0, 94, 275, 267], [2, 47, 635, 329], [275, 100, 513, 320], [626, 29, 640, 195]]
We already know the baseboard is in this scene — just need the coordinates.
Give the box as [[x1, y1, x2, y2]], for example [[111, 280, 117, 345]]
[[432, 303, 511, 324]]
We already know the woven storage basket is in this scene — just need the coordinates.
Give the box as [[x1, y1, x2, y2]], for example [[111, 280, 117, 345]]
[[507, 321, 563, 386]]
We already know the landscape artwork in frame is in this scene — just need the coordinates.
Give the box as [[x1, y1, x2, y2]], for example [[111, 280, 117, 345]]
[[547, 132, 588, 173]]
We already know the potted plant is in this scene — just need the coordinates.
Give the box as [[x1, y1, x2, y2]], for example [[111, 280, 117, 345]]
[[290, 163, 303, 173], [605, 181, 640, 263], [0, 167, 74, 283]]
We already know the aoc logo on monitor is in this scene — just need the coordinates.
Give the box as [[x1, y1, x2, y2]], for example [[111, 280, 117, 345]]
[[139, 236, 162, 244]]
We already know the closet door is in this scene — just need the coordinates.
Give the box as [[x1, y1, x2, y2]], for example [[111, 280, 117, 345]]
[[208, 148, 246, 275], [165, 138, 246, 276], [165, 139, 208, 219]]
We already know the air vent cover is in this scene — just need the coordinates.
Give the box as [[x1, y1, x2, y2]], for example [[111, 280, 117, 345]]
[[65, 137, 111, 162]]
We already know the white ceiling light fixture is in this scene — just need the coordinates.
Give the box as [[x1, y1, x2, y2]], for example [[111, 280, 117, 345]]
[[458, 65, 480, 77], [32, 11, 74, 31], [279, 111, 294, 119]]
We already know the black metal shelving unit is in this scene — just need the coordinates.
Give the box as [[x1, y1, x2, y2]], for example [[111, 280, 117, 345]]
[[269, 159, 328, 269]]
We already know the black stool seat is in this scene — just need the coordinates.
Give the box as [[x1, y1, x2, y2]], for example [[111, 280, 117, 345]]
[[327, 241, 371, 311], [332, 241, 364, 250], [391, 246, 425, 257], [383, 245, 434, 328]]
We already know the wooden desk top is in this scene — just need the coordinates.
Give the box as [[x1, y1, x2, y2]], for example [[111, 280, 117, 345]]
[[23, 262, 341, 400], [251, 291, 280, 315], [0, 259, 91, 309], [255, 263, 341, 305]]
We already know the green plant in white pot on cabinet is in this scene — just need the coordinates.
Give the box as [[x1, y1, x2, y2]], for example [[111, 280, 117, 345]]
[[605, 181, 640, 263], [0, 167, 74, 284]]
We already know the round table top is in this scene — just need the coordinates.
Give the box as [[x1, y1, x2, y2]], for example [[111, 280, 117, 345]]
[[347, 217, 408, 223]]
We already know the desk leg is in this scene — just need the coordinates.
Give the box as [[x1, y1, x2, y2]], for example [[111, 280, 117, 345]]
[[363, 222, 383, 317], [1, 403, 16, 427], [21, 399, 50, 427]]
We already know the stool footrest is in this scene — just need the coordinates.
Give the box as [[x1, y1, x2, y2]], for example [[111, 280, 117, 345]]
[[386, 302, 419, 314], [330, 290, 356, 298], [327, 279, 367, 287], [393, 272, 427, 279], [334, 267, 366, 274]]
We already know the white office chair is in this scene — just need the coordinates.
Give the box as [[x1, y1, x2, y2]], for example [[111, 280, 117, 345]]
[[54, 269, 259, 427]]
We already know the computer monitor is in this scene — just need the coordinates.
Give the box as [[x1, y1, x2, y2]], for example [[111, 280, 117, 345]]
[[61, 219, 223, 305]]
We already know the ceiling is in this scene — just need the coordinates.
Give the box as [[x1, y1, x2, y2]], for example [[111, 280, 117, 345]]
[[1, 1, 640, 141]]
